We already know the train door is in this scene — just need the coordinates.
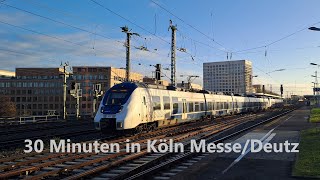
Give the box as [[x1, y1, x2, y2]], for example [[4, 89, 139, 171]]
[[140, 89, 152, 123], [182, 99, 187, 120], [231, 95, 234, 114]]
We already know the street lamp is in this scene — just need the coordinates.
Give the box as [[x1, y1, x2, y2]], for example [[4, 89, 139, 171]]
[[310, 63, 320, 95], [266, 69, 285, 74], [309, 27, 320, 31], [312, 82, 317, 95], [310, 62, 320, 67]]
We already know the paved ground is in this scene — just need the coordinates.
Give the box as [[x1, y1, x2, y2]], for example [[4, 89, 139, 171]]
[[172, 106, 317, 180]]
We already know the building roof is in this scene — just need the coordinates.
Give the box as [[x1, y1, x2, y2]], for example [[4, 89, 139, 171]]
[[203, 60, 252, 64]]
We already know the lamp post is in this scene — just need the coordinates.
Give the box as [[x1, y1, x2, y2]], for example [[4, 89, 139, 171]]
[[309, 27, 320, 31], [312, 82, 316, 95], [310, 63, 319, 95], [309, 27, 320, 105], [310, 62, 320, 106], [266, 69, 286, 74]]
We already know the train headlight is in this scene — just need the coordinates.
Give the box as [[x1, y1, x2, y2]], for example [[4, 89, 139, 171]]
[[100, 106, 104, 113], [117, 122, 123, 128], [119, 106, 123, 112], [94, 122, 101, 130]]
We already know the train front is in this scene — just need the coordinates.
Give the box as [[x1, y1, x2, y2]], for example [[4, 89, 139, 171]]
[[94, 82, 138, 133]]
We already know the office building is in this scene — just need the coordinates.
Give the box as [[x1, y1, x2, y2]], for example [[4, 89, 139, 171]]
[[0, 67, 142, 117], [203, 60, 253, 94]]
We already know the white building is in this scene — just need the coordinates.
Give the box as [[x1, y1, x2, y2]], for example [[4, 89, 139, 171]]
[[203, 60, 253, 94]]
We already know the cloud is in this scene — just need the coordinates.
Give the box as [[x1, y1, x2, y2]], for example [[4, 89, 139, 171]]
[[0, 11, 37, 26], [0, 29, 175, 74]]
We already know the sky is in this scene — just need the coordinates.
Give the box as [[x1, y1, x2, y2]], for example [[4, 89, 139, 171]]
[[0, 0, 320, 96]]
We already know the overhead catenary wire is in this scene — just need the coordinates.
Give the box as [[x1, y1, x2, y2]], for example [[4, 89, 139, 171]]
[[0, 20, 126, 59], [0, 48, 38, 57], [1, 1, 310, 93], [24, 0, 170, 61], [234, 20, 320, 53], [25, 0, 170, 61], [0, 1, 124, 45], [90, 0, 171, 46], [150, 0, 228, 52], [4, 0, 215, 73]]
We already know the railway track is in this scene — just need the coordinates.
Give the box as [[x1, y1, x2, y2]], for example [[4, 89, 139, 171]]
[[130, 108, 295, 180], [0, 129, 100, 150], [0, 120, 93, 136], [0, 120, 98, 151], [0, 107, 294, 180]]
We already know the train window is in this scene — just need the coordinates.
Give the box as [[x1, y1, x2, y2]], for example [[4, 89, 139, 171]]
[[208, 102, 212, 110], [200, 103, 204, 111], [225, 102, 229, 109], [172, 97, 179, 114], [212, 101, 215, 110], [163, 96, 170, 110], [195, 102, 200, 111], [188, 102, 194, 112], [152, 96, 161, 110], [143, 96, 146, 105], [106, 91, 128, 105], [216, 102, 220, 110]]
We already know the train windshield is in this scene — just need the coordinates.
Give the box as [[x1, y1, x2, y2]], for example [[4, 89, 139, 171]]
[[105, 91, 128, 105]]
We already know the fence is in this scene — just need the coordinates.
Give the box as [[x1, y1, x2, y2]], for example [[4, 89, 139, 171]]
[[0, 115, 60, 125]]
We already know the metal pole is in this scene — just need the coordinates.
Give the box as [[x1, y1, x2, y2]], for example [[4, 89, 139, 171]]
[[93, 96, 96, 117], [63, 65, 67, 120], [170, 21, 177, 86], [316, 71, 318, 95], [126, 33, 130, 82], [76, 91, 79, 120]]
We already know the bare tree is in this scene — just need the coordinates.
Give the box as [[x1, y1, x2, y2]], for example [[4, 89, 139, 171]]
[[0, 96, 16, 117]]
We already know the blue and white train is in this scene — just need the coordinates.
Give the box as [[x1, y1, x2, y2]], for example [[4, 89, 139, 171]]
[[94, 82, 283, 133]]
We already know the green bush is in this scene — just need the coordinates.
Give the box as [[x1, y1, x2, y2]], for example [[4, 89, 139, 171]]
[[309, 108, 320, 123]]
